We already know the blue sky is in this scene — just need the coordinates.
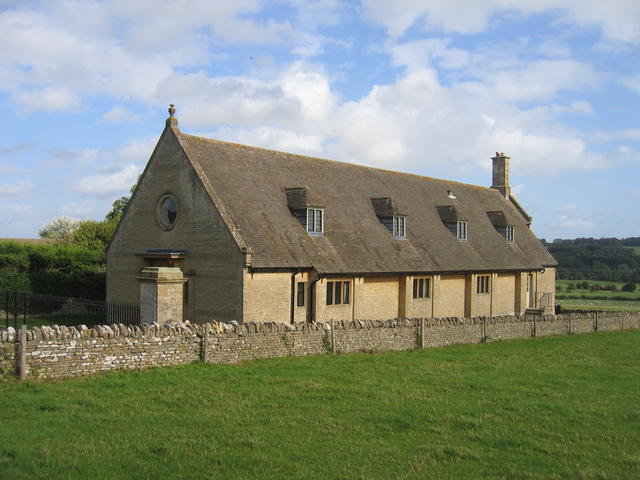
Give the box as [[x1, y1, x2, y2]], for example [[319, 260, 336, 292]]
[[1, 0, 639, 241]]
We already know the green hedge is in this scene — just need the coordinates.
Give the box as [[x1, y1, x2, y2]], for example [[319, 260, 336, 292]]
[[0, 241, 106, 300]]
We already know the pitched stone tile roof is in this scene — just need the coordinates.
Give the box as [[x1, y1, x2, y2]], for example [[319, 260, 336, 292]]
[[177, 130, 557, 274]]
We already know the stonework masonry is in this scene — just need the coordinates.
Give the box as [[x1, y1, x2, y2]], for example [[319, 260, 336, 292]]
[[1, 311, 638, 381]]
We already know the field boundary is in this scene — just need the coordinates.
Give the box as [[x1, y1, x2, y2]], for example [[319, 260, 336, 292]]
[[1, 312, 639, 381]]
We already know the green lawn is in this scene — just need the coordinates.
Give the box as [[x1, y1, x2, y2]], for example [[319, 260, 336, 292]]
[[1, 331, 639, 479]]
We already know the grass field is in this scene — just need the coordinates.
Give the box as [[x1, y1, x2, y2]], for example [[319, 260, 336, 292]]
[[556, 279, 640, 311], [624, 246, 640, 255], [1, 331, 639, 479]]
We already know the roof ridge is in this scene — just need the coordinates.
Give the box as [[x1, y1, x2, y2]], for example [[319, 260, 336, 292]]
[[179, 132, 494, 192]]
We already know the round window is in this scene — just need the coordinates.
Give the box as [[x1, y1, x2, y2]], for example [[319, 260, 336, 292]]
[[158, 195, 178, 230]]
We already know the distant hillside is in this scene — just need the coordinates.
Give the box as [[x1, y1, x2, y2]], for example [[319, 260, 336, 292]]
[[543, 237, 640, 282]]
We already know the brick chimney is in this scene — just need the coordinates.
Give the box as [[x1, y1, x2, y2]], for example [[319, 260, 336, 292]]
[[491, 152, 511, 198]]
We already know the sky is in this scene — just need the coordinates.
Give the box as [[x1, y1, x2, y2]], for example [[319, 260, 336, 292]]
[[1, 0, 639, 241]]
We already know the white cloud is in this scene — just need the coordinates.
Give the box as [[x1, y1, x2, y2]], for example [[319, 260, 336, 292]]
[[60, 201, 104, 218], [14, 86, 81, 112], [0, 180, 33, 196], [555, 215, 596, 230], [362, 0, 640, 44], [459, 60, 599, 103], [74, 164, 142, 196], [99, 105, 140, 123], [551, 202, 595, 230]]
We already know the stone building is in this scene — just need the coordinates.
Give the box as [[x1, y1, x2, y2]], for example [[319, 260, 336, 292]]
[[106, 106, 557, 324]]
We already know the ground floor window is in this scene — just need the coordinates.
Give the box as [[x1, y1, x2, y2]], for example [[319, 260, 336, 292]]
[[477, 275, 490, 294], [412, 277, 430, 299], [297, 282, 305, 307], [326, 280, 350, 305]]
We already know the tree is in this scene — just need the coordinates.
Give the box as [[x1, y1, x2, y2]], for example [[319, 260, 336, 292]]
[[105, 174, 140, 222], [621, 283, 637, 292], [72, 219, 119, 251], [39, 216, 82, 245]]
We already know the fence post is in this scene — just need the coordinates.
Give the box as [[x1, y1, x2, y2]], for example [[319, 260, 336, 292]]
[[330, 318, 336, 355], [420, 318, 425, 349], [201, 323, 209, 363], [568, 317, 573, 335], [594, 312, 598, 332], [621, 315, 624, 331], [482, 317, 487, 343], [532, 314, 537, 338], [18, 324, 27, 381]]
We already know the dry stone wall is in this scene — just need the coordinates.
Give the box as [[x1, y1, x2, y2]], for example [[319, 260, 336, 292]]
[[1, 311, 639, 381]]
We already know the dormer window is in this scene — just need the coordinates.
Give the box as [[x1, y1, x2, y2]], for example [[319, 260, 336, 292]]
[[286, 187, 325, 237], [306, 208, 323, 234], [437, 205, 468, 242], [392, 216, 406, 239], [456, 221, 468, 241], [487, 211, 515, 243], [371, 197, 407, 240]]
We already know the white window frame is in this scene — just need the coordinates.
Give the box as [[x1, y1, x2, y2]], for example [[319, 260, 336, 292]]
[[456, 220, 468, 241], [506, 225, 515, 243], [306, 208, 324, 234], [392, 216, 406, 239]]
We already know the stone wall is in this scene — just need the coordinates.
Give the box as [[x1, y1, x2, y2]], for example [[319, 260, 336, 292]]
[[1, 311, 639, 381]]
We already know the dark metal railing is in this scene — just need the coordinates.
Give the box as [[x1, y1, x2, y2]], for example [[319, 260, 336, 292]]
[[537, 292, 554, 308], [1, 290, 140, 329]]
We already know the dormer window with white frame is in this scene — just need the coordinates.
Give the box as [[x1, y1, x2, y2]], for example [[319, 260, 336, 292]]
[[456, 220, 468, 241], [286, 186, 326, 237], [306, 208, 323, 235], [487, 211, 515, 244], [392, 216, 406, 239], [371, 197, 407, 240]]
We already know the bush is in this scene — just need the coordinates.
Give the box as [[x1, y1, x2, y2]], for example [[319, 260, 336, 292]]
[[621, 283, 637, 292], [0, 241, 106, 299]]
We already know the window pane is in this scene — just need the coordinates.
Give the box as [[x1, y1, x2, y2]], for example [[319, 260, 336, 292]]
[[326, 281, 333, 305], [425, 279, 430, 297], [307, 209, 314, 232], [335, 281, 342, 304], [343, 282, 350, 304], [413, 279, 418, 299], [297, 282, 305, 307]]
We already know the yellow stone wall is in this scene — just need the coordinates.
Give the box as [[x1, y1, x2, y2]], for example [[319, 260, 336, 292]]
[[360, 277, 400, 320], [492, 273, 517, 315], [433, 274, 466, 318], [243, 271, 292, 323]]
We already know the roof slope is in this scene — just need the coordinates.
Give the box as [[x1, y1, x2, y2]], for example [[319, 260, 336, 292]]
[[178, 131, 556, 274]]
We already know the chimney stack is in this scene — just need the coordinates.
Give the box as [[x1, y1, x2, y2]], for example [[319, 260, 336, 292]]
[[491, 152, 511, 198]]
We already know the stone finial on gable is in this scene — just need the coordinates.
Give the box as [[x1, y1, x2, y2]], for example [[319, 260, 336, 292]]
[[166, 104, 178, 128]]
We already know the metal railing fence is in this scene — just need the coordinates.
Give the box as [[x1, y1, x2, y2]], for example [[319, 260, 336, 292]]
[[2, 290, 140, 329]]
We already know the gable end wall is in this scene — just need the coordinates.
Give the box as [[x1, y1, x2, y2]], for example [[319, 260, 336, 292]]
[[106, 129, 244, 323]]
